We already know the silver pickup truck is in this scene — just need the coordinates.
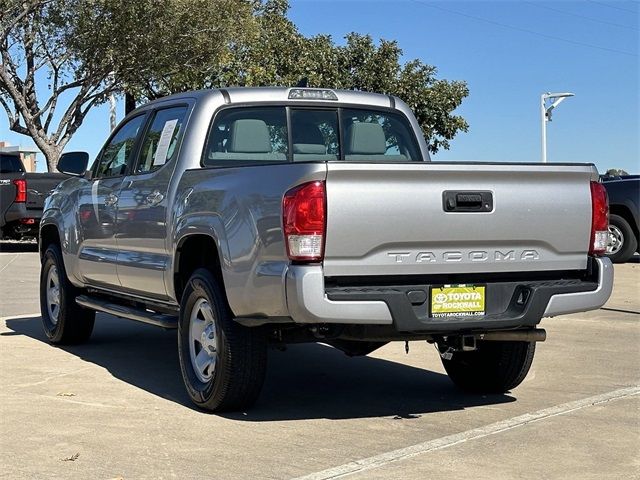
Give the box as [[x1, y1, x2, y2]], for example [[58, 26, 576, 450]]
[[39, 87, 613, 412]]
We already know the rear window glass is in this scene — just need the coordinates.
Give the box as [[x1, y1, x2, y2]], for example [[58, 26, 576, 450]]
[[0, 154, 25, 173], [291, 109, 339, 162], [201, 106, 421, 167], [341, 109, 420, 162], [203, 107, 288, 167]]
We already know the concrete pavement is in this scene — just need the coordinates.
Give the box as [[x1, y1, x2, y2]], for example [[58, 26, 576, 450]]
[[0, 249, 638, 479]]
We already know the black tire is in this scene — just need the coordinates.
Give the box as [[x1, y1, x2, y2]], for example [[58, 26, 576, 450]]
[[40, 244, 95, 344], [177, 268, 267, 412], [441, 340, 535, 393], [606, 214, 637, 263]]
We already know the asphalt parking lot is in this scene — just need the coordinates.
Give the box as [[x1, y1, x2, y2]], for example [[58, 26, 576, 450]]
[[1, 246, 638, 480]]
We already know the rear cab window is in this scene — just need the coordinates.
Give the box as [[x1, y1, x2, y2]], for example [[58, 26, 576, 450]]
[[341, 109, 420, 162], [203, 107, 288, 167], [0, 154, 25, 173], [202, 105, 421, 167], [291, 109, 339, 162]]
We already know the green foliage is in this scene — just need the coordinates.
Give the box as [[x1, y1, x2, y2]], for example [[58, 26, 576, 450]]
[[1, 0, 468, 167], [0, 0, 254, 169], [605, 168, 629, 176], [68, 0, 256, 99], [200, 1, 470, 153]]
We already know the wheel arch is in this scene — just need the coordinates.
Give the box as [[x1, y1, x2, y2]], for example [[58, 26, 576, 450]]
[[173, 233, 227, 305], [39, 223, 61, 260]]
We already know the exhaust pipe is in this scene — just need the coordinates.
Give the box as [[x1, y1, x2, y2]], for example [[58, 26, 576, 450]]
[[479, 328, 546, 342]]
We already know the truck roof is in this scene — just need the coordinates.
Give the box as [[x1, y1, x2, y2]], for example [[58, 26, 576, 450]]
[[139, 87, 399, 111]]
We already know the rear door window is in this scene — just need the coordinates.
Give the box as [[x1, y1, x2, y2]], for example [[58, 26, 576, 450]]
[[204, 107, 288, 167], [136, 106, 188, 174], [341, 109, 420, 162]]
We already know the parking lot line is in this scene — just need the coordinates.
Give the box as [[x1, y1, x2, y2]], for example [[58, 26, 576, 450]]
[[0, 254, 19, 273], [292, 385, 640, 480]]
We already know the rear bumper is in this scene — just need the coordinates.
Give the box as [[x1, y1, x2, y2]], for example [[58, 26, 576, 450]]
[[1, 204, 41, 239], [543, 257, 613, 317], [2, 202, 27, 228], [285, 258, 613, 333]]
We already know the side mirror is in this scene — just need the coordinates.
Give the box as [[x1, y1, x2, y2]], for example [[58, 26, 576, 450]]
[[57, 151, 89, 176]]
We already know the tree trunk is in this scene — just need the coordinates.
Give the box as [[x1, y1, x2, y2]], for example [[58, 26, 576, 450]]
[[42, 144, 61, 173], [125, 92, 136, 115]]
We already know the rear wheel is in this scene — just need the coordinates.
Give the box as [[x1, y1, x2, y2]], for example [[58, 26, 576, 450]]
[[606, 214, 637, 263], [177, 268, 267, 412], [40, 244, 95, 344], [440, 340, 535, 393]]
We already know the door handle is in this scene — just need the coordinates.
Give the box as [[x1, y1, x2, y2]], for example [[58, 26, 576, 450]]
[[104, 193, 118, 207], [146, 190, 164, 206]]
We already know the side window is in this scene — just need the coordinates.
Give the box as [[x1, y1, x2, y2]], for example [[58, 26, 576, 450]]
[[136, 106, 188, 174], [290, 109, 339, 161], [95, 115, 146, 178], [203, 107, 288, 167], [341, 109, 420, 162]]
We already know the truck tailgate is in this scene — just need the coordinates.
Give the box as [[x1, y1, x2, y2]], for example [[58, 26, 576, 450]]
[[0, 178, 18, 225], [24, 173, 67, 212], [323, 162, 597, 277]]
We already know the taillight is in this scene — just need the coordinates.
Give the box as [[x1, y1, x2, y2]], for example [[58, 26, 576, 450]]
[[589, 181, 609, 256], [283, 181, 326, 262], [13, 179, 26, 203]]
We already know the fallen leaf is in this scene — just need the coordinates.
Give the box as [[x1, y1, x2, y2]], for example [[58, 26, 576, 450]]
[[61, 453, 80, 462]]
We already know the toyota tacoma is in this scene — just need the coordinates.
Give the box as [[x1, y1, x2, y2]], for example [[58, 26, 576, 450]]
[[39, 88, 614, 412]]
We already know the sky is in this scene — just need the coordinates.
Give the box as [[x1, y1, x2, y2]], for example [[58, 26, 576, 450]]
[[1, 0, 638, 173]]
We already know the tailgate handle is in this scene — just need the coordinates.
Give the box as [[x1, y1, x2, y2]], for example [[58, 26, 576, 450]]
[[443, 191, 493, 212]]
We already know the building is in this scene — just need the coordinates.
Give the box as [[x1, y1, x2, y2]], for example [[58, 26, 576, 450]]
[[0, 142, 39, 172]]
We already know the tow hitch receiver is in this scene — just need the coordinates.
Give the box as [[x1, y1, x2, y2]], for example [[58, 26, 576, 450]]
[[438, 335, 477, 360], [438, 329, 546, 359]]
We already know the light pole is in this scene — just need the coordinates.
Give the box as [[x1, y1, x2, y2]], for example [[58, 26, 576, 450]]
[[541, 92, 574, 163]]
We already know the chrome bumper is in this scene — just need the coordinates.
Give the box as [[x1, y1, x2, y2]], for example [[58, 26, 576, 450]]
[[543, 257, 614, 317], [285, 265, 392, 324]]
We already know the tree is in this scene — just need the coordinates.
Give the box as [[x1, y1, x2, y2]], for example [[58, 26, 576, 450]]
[[605, 168, 629, 176], [0, 0, 254, 170], [109, 0, 469, 152], [202, 1, 469, 153], [0, 0, 116, 171], [1, 0, 468, 170], [68, 0, 256, 102]]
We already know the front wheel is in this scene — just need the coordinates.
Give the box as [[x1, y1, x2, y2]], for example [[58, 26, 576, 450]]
[[177, 268, 267, 412], [440, 340, 535, 393], [40, 244, 95, 344]]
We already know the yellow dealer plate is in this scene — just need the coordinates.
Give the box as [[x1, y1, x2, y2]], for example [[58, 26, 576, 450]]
[[430, 285, 486, 317]]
